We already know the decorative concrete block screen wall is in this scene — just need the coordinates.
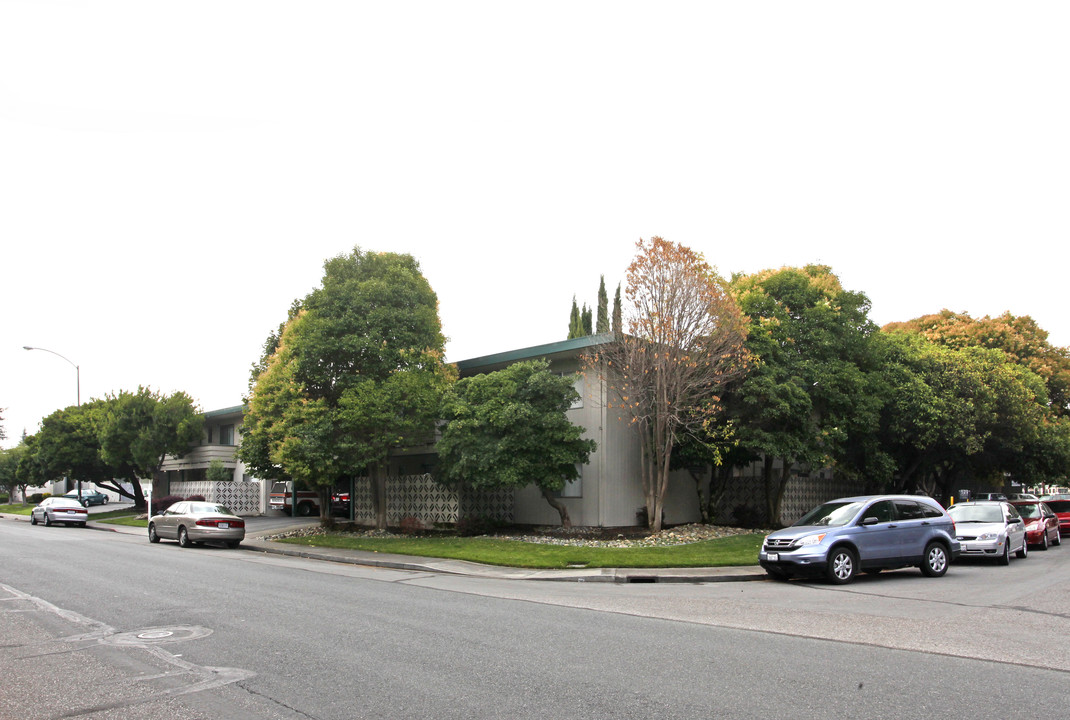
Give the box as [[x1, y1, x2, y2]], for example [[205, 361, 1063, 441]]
[[709, 473, 859, 527], [350, 474, 513, 526], [170, 480, 264, 516]]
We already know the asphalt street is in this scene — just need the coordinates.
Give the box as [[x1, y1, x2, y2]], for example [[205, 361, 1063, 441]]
[[1, 514, 1067, 719]]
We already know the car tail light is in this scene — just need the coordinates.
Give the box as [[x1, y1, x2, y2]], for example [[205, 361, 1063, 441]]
[[195, 518, 245, 528]]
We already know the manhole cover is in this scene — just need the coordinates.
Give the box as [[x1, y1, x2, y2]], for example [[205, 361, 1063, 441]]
[[102, 625, 212, 646], [138, 630, 174, 640]]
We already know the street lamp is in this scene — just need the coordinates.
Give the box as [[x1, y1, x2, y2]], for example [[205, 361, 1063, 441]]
[[23, 345, 80, 406], [23, 345, 82, 499]]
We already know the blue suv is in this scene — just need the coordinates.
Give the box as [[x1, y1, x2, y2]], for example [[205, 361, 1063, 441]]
[[759, 495, 961, 584]]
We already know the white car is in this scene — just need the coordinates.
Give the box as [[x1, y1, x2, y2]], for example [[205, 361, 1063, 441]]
[[947, 501, 1028, 565], [30, 497, 89, 527]]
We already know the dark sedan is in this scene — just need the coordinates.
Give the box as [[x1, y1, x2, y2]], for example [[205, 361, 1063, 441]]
[[63, 490, 109, 507]]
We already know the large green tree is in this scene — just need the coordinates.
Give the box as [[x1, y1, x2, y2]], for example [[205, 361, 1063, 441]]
[[884, 310, 1070, 417], [437, 359, 596, 527], [241, 248, 453, 528], [98, 387, 204, 509], [28, 390, 202, 509], [725, 265, 882, 526], [876, 330, 1070, 500]]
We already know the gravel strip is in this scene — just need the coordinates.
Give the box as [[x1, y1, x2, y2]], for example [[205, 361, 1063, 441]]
[[267, 523, 758, 548]]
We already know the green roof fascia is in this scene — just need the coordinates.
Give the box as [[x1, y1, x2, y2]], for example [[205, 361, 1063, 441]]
[[456, 333, 615, 374], [203, 404, 246, 419]]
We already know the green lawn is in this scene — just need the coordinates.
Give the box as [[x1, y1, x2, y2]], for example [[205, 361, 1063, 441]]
[[97, 514, 147, 527], [277, 532, 765, 569], [0, 503, 33, 515]]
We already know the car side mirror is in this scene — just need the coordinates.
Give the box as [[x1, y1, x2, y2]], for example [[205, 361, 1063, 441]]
[[860, 516, 879, 526], [1008, 516, 1022, 524]]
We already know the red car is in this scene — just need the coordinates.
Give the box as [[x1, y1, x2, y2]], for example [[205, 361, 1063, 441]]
[[1010, 500, 1061, 550], [1045, 498, 1070, 538]]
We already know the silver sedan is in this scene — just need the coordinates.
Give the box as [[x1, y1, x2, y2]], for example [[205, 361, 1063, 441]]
[[947, 500, 1028, 565], [148, 501, 245, 548], [30, 497, 89, 527]]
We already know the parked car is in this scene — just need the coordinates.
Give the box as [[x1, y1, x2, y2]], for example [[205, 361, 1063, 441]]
[[946, 501, 1028, 564], [973, 493, 1008, 501], [1043, 498, 1070, 537], [758, 495, 960, 584], [1006, 493, 1039, 501], [63, 489, 108, 507], [148, 501, 245, 548], [1009, 501, 1061, 549], [30, 497, 89, 527]]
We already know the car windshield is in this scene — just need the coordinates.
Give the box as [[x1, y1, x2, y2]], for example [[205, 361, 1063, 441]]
[[188, 503, 232, 515], [1014, 503, 1041, 519], [794, 501, 863, 527], [949, 505, 1003, 523]]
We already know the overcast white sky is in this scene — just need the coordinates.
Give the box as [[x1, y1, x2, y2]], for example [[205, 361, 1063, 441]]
[[2, 1, 1068, 448]]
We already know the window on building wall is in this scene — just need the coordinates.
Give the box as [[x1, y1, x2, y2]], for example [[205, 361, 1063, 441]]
[[558, 464, 583, 498], [205, 426, 213, 444], [219, 424, 235, 446], [557, 372, 584, 409], [571, 374, 584, 409]]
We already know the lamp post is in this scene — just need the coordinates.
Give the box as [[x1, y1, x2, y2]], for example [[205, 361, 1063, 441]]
[[23, 345, 82, 498], [23, 346, 80, 407]]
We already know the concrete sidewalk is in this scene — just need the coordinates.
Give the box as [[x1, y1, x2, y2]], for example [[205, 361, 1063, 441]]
[[2, 511, 767, 584]]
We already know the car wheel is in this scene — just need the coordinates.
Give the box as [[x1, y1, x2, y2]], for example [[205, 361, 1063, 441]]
[[826, 547, 857, 584], [298, 502, 314, 517], [1040, 532, 1049, 550], [103, 497, 108, 505], [30, 513, 38, 525], [178, 526, 192, 548], [1016, 539, 1028, 559], [148, 523, 160, 544], [226, 540, 241, 549], [44, 513, 53, 527], [998, 542, 1010, 565], [1054, 532, 1061, 547], [82, 500, 90, 508], [920, 542, 949, 577]]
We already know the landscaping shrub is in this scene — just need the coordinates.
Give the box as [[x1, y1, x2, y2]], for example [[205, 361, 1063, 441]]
[[732, 504, 765, 529], [28, 493, 50, 504], [454, 515, 504, 537], [151, 495, 183, 515], [186, 494, 206, 502], [399, 516, 425, 535]]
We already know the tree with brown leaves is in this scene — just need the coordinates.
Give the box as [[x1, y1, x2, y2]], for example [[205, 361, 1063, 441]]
[[588, 237, 749, 530]]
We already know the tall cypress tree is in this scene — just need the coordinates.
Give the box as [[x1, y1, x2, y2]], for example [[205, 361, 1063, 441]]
[[612, 283, 622, 335], [596, 275, 609, 333], [568, 296, 584, 339], [581, 304, 593, 335]]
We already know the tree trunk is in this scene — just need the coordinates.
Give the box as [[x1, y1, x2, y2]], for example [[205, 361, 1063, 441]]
[[762, 457, 792, 528], [687, 465, 711, 525], [370, 463, 388, 530], [539, 487, 572, 528]]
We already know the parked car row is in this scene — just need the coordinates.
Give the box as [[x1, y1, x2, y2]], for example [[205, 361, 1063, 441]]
[[27, 496, 247, 549], [759, 494, 1066, 585]]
